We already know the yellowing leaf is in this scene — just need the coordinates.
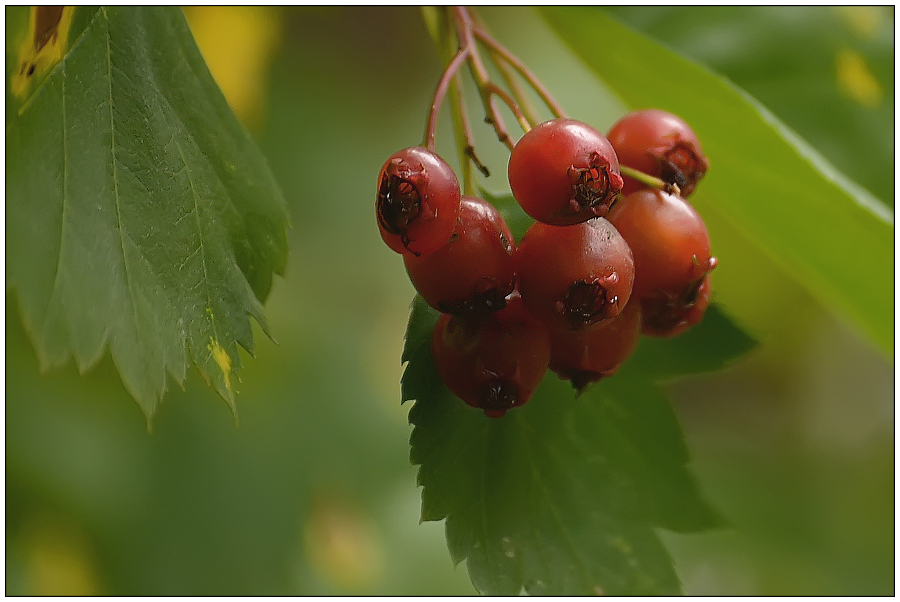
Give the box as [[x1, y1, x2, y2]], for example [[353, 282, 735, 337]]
[[11, 6, 75, 98], [208, 337, 234, 397]]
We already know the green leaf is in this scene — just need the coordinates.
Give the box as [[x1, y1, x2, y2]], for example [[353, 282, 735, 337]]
[[403, 296, 754, 595], [603, 7, 894, 207], [540, 7, 893, 356], [6, 6, 289, 420]]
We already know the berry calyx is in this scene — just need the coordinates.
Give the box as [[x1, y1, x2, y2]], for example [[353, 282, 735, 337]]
[[431, 295, 550, 418], [547, 297, 642, 392], [376, 147, 461, 256], [515, 217, 635, 332], [404, 196, 516, 315], [508, 118, 624, 225], [607, 109, 709, 197], [641, 273, 712, 338], [606, 189, 716, 301]]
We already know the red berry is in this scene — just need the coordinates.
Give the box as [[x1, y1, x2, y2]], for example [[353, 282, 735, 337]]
[[607, 109, 709, 197], [515, 217, 635, 332], [508, 118, 624, 225], [404, 196, 516, 315], [376, 147, 460, 256], [606, 189, 716, 301], [431, 295, 550, 418], [548, 296, 642, 392], [641, 274, 711, 338]]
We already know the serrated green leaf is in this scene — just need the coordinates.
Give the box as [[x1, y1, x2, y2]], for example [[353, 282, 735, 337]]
[[540, 7, 893, 356], [403, 296, 752, 595], [6, 6, 289, 420]]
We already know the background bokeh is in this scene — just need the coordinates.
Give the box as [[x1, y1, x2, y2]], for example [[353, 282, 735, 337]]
[[6, 6, 893, 595]]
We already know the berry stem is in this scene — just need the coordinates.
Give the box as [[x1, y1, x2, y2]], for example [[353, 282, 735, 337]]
[[424, 45, 471, 151], [484, 81, 532, 134], [452, 6, 528, 151], [619, 165, 682, 196], [471, 21, 566, 120], [452, 73, 491, 194], [491, 52, 541, 129]]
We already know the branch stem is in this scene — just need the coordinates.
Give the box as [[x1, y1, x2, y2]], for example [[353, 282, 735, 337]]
[[619, 165, 682, 196]]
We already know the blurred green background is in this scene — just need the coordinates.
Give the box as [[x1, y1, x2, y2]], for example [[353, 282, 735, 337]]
[[6, 7, 893, 595]]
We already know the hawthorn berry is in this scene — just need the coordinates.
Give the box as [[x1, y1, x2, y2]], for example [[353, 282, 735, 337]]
[[547, 296, 642, 392], [376, 146, 461, 256], [508, 118, 624, 225], [515, 217, 635, 332], [404, 196, 516, 315], [641, 274, 711, 338], [606, 189, 716, 302], [431, 295, 550, 418], [607, 109, 709, 197]]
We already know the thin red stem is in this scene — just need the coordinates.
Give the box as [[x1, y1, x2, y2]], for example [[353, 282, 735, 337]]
[[452, 6, 525, 151], [492, 51, 541, 128], [424, 45, 471, 151], [471, 22, 566, 120]]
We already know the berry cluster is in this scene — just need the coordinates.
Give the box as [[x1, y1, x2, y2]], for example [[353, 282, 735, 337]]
[[375, 9, 716, 418]]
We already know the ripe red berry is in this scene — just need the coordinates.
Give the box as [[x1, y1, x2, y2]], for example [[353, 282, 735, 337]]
[[508, 118, 624, 225], [431, 295, 550, 418], [404, 196, 516, 315], [606, 189, 716, 301], [515, 217, 635, 332], [641, 274, 711, 338], [548, 296, 642, 392], [607, 109, 709, 197], [376, 147, 461, 256]]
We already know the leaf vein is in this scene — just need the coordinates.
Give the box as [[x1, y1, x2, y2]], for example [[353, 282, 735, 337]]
[[175, 138, 220, 365], [40, 59, 69, 338], [103, 7, 142, 343]]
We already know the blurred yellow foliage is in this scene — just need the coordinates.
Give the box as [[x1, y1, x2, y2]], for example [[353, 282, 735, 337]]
[[183, 6, 283, 130], [835, 47, 883, 108], [833, 6, 884, 39], [22, 515, 99, 596], [303, 489, 384, 592]]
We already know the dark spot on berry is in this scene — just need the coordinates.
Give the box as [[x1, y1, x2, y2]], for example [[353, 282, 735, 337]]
[[437, 286, 509, 316], [567, 151, 624, 218], [559, 278, 620, 330], [499, 230, 512, 254], [479, 380, 518, 416], [376, 171, 421, 238], [656, 141, 708, 196], [680, 276, 704, 307], [566, 369, 603, 395], [642, 276, 705, 332]]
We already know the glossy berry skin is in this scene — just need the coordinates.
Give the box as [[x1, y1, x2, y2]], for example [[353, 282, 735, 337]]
[[508, 118, 624, 225], [431, 295, 550, 418], [607, 109, 709, 197], [515, 217, 634, 332], [607, 189, 716, 302], [641, 274, 711, 338], [376, 147, 461, 256], [548, 296, 642, 392], [404, 196, 516, 315]]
